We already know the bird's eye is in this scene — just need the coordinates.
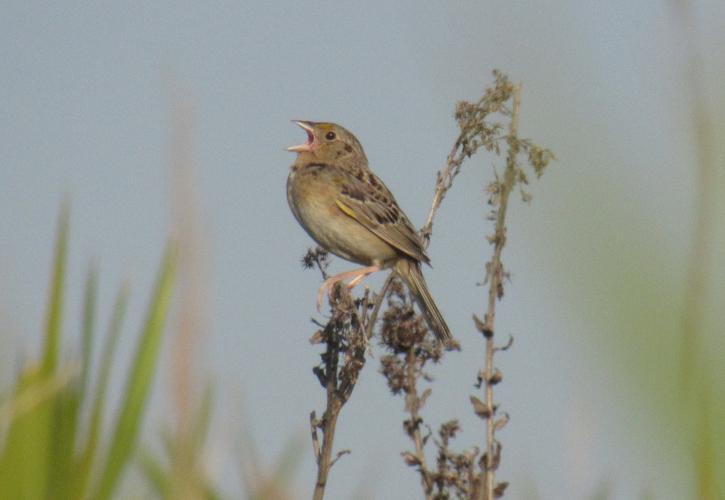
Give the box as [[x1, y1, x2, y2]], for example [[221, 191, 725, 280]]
[[325, 131, 336, 140]]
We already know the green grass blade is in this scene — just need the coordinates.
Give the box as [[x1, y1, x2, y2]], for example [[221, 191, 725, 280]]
[[1, 204, 71, 499], [80, 265, 98, 397], [88, 284, 129, 451], [0, 366, 58, 500], [72, 285, 128, 498], [695, 387, 722, 500], [138, 451, 170, 498], [42, 202, 69, 377], [203, 484, 224, 500], [48, 265, 98, 499], [49, 381, 81, 499], [71, 284, 129, 500], [94, 244, 176, 500]]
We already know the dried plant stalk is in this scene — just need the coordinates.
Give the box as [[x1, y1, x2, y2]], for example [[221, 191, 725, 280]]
[[390, 71, 552, 499], [470, 74, 552, 499], [303, 249, 371, 500], [379, 281, 441, 498], [476, 82, 521, 500]]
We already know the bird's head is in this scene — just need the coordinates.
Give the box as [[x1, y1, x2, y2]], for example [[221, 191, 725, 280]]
[[287, 121, 367, 165]]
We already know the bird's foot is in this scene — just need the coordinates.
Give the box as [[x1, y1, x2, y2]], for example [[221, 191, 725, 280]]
[[315, 265, 381, 311]]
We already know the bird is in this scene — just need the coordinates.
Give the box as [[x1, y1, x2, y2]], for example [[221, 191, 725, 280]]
[[286, 120, 456, 349]]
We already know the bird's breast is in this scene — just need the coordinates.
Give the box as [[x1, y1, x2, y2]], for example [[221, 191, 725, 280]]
[[286, 168, 397, 266]]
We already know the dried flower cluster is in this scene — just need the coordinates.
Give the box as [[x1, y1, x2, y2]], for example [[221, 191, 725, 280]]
[[378, 283, 507, 500], [379, 282, 478, 499]]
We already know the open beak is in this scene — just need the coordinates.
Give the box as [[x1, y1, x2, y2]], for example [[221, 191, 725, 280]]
[[286, 120, 316, 152]]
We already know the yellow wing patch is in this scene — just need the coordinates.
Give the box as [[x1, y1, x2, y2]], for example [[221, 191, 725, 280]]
[[335, 198, 358, 220]]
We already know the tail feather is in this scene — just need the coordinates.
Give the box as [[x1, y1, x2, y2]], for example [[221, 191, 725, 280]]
[[394, 259, 457, 350]]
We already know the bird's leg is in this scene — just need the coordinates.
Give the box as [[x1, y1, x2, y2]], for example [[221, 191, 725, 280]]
[[346, 268, 376, 288], [316, 265, 381, 311]]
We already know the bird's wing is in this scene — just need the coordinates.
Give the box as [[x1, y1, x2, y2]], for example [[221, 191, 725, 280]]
[[333, 165, 430, 264]]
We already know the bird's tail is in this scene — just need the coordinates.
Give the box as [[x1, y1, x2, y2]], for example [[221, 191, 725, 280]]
[[394, 259, 458, 350]]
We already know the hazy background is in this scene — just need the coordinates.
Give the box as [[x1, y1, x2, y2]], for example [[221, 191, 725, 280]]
[[2, 1, 724, 498]]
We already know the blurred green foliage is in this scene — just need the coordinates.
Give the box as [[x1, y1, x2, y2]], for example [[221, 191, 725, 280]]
[[139, 384, 221, 500], [0, 206, 176, 499], [0, 203, 297, 500]]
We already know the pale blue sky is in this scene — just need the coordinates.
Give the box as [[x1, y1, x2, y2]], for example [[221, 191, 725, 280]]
[[2, 1, 724, 498]]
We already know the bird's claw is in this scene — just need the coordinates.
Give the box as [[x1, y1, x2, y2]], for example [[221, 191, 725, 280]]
[[315, 277, 337, 312]]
